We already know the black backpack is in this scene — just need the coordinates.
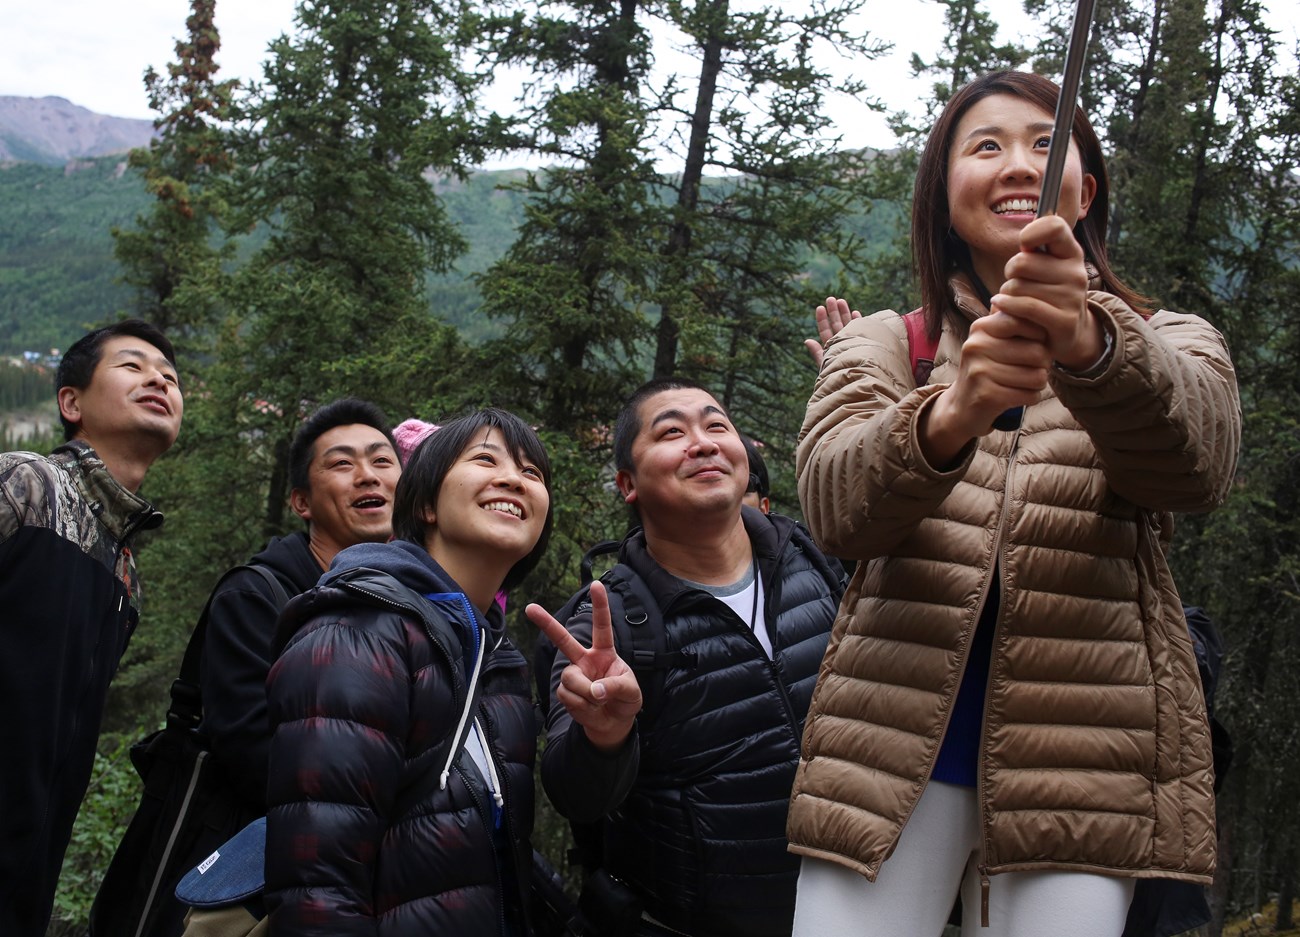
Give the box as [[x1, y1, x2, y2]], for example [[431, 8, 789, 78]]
[[535, 540, 685, 747], [90, 563, 291, 937]]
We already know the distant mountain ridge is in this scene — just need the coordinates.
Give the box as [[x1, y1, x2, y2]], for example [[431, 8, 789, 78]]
[[0, 96, 155, 166]]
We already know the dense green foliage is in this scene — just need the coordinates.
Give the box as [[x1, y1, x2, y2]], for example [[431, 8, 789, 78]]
[[11, 0, 1296, 934], [0, 156, 537, 357], [111, 0, 237, 359], [0, 159, 147, 354]]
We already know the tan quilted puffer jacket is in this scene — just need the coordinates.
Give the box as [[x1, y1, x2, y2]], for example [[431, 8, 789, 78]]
[[788, 281, 1240, 890]]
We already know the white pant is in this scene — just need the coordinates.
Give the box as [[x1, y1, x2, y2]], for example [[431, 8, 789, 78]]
[[791, 781, 1135, 937]]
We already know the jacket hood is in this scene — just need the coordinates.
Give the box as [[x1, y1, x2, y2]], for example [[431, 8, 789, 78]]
[[326, 539, 459, 594], [306, 539, 506, 666], [620, 508, 803, 616], [249, 531, 321, 593]]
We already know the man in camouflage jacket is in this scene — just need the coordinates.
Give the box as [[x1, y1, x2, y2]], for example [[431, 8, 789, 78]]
[[0, 320, 182, 937]]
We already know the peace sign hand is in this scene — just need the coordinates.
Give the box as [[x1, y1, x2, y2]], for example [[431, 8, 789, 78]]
[[527, 581, 643, 752]]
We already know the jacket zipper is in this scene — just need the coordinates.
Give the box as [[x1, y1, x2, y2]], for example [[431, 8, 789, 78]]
[[343, 579, 506, 931], [975, 421, 1025, 926], [440, 594, 487, 789], [473, 716, 505, 828], [694, 582, 801, 735], [881, 479, 1007, 883], [456, 760, 509, 937], [479, 701, 525, 933], [758, 558, 804, 736]]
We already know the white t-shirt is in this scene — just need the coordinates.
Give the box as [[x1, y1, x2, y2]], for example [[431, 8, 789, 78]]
[[684, 564, 771, 658]]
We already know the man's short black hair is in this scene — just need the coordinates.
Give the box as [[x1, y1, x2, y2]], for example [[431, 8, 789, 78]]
[[288, 398, 397, 493], [56, 319, 177, 441], [391, 408, 553, 591], [742, 436, 769, 498], [612, 377, 719, 475]]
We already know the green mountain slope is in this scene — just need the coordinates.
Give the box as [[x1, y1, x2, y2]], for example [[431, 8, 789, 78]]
[[0, 157, 539, 355], [0, 155, 900, 357]]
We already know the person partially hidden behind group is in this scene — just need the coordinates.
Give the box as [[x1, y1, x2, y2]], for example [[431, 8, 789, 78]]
[[264, 408, 553, 936], [201, 398, 401, 828], [788, 70, 1240, 937]]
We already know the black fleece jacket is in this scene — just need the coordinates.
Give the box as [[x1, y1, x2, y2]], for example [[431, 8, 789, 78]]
[[199, 530, 322, 810]]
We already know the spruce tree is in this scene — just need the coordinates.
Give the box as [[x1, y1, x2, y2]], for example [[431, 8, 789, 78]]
[[110, 0, 236, 358], [221, 0, 485, 532]]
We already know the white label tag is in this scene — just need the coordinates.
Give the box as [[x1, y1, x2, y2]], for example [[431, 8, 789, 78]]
[[197, 850, 220, 874]]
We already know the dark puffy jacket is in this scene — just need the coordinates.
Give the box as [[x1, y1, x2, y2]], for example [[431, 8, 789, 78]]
[[541, 509, 842, 937], [0, 441, 162, 937], [266, 540, 537, 937]]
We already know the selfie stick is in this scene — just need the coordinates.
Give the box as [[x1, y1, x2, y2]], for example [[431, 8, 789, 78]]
[[991, 0, 1098, 432], [1037, 0, 1098, 219]]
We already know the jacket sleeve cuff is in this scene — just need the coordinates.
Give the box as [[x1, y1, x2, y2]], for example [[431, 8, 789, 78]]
[[909, 386, 977, 477], [1052, 299, 1122, 385]]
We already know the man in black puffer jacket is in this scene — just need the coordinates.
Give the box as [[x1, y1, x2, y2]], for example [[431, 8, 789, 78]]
[[537, 379, 843, 937]]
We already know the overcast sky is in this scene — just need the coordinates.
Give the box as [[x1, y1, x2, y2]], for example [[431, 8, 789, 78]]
[[3, 0, 1296, 167]]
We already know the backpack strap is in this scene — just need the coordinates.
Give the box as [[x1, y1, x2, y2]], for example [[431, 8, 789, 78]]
[[168, 563, 293, 731], [600, 563, 693, 728], [902, 307, 937, 387]]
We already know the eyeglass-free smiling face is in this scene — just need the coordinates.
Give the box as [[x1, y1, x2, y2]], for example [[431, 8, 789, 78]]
[[422, 427, 550, 571], [291, 423, 401, 563], [616, 387, 748, 524], [946, 93, 1096, 294]]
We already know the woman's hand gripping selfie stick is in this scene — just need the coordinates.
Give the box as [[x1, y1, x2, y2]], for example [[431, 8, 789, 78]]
[[990, 0, 1098, 432]]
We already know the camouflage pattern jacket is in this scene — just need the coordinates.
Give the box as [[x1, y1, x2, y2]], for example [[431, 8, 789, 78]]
[[0, 440, 163, 936]]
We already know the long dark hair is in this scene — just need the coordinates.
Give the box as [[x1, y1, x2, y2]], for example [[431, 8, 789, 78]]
[[912, 70, 1150, 339], [392, 408, 553, 591]]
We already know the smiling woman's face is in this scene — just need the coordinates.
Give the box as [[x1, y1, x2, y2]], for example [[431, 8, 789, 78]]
[[422, 427, 549, 568], [946, 92, 1096, 293]]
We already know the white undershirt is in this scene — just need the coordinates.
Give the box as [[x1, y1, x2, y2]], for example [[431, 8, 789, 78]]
[[690, 565, 770, 658]]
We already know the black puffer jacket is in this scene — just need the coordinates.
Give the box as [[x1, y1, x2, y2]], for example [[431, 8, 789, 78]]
[[266, 540, 537, 937], [541, 509, 842, 937]]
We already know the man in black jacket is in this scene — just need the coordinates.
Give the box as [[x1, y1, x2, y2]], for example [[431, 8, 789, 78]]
[[200, 397, 401, 821], [530, 379, 843, 937], [0, 320, 182, 936]]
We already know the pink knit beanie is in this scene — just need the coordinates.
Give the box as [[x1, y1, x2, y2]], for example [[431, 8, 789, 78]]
[[392, 418, 440, 466]]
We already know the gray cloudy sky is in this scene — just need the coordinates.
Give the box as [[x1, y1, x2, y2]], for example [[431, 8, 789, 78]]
[[0, 0, 1022, 152], [2, 0, 1295, 167]]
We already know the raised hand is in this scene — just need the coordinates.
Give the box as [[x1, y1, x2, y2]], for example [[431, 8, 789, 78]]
[[805, 296, 863, 368], [994, 214, 1105, 371], [526, 581, 643, 752]]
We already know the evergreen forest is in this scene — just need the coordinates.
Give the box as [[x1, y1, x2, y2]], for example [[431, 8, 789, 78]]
[[13, 0, 1297, 934]]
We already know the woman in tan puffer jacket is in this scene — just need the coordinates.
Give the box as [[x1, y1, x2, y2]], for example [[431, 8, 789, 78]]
[[788, 71, 1240, 937]]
